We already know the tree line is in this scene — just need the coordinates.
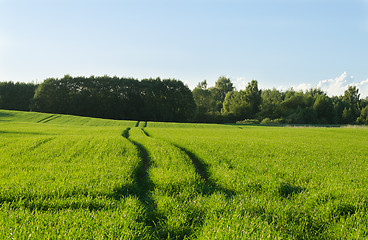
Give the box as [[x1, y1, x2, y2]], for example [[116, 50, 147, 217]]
[[0, 81, 38, 111], [33, 75, 196, 122], [193, 76, 368, 125], [0, 75, 367, 124], [0, 76, 196, 122]]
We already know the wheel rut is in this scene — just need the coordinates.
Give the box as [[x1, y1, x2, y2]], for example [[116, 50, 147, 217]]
[[141, 129, 236, 197], [37, 114, 60, 123], [26, 137, 56, 152], [118, 126, 236, 238], [119, 127, 158, 229]]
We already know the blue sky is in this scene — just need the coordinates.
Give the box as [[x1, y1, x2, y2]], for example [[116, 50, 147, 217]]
[[1, 0, 368, 97]]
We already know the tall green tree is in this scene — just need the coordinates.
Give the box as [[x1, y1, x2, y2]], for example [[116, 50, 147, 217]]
[[192, 80, 216, 122], [214, 76, 234, 102], [244, 80, 262, 116], [357, 105, 368, 124], [281, 90, 307, 111], [259, 88, 285, 120], [0, 82, 37, 111], [342, 86, 361, 122], [313, 94, 335, 123], [32, 78, 70, 114], [209, 76, 234, 112], [343, 86, 360, 107], [222, 80, 261, 120], [342, 107, 355, 124], [222, 91, 250, 120]]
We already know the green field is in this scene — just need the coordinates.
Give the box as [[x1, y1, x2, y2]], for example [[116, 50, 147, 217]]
[[1, 110, 368, 239]]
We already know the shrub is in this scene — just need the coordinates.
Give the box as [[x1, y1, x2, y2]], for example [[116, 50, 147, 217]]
[[260, 118, 271, 125], [236, 119, 260, 125]]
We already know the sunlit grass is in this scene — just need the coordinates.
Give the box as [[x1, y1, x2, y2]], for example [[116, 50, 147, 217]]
[[146, 126, 368, 238], [1, 109, 368, 238]]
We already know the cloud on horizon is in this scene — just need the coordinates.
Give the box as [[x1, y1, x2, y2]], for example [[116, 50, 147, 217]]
[[234, 77, 247, 91], [293, 72, 368, 98], [232, 72, 368, 99]]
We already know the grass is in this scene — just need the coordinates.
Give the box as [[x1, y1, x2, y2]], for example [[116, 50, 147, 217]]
[[146, 126, 368, 238], [0, 110, 147, 238], [0, 109, 136, 126], [1, 109, 368, 239]]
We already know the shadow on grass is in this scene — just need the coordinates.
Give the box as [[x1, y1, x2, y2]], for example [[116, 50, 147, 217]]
[[118, 128, 169, 236], [0, 111, 14, 117], [0, 111, 13, 121], [229, 123, 344, 128], [142, 129, 236, 198], [122, 127, 130, 138], [0, 198, 112, 212], [0, 189, 133, 212], [172, 143, 236, 198], [36, 115, 55, 123], [278, 182, 305, 198], [0, 131, 52, 135], [124, 128, 237, 238]]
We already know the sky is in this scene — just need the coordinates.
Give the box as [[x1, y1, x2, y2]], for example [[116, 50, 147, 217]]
[[1, 0, 368, 97]]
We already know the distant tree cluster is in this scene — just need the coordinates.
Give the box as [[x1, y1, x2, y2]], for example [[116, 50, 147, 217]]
[[1, 75, 368, 124], [192, 77, 368, 125], [31, 75, 196, 122], [0, 82, 38, 111]]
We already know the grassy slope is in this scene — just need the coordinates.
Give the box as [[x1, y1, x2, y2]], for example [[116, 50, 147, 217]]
[[0, 109, 137, 126], [146, 126, 368, 239], [0, 110, 149, 238], [2, 109, 368, 239]]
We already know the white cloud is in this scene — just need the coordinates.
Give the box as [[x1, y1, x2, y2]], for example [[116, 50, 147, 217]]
[[360, 78, 368, 85], [316, 72, 350, 96], [358, 78, 368, 99], [228, 73, 368, 99], [233, 77, 247, 91], [293, 83, 312, 91], [233, 76, 268, 91], [292, 72, 368, 98]]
